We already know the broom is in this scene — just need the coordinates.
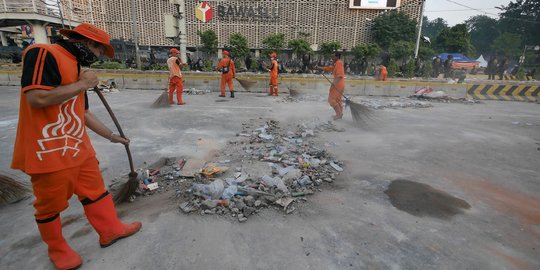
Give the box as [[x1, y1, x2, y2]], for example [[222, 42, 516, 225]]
[[235, 78, 257, 91], [0, 173, 30, 205], [321, 73, 374, 126], [152, 91, 170, 108], [92, 87, 141, 203]]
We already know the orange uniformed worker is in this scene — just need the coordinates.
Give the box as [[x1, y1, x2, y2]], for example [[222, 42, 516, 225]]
[[379, 64, 388, 81], [217, 50, 236, 98], [267, 53, 279, 96], [167, 48, 187, 105], [319, 52, 345, 120], [11, 23, 141, 270]]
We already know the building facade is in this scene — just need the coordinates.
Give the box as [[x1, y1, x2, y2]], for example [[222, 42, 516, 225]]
[[57, 0, 423, 50]]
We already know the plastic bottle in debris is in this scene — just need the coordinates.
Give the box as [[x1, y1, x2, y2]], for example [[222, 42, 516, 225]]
[[296, 175, 312, 187], [191, 179, 224, 199], [221, 185, 238, 200]]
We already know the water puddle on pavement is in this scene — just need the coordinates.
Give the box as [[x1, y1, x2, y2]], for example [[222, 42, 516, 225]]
[[385, 179, 471, 219]]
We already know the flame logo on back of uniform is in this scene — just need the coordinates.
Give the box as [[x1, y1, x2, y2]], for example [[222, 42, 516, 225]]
[[36, 96, 84, 160], [195, 2, 213, 22]]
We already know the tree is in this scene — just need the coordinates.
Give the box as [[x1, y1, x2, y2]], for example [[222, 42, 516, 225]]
[[498, 0, 540, 46], [389, 40, 414, 61], [418, 43, 435, 61], [197, 30, 218, 56], [351, 44, 380, 61], [229, 33, 249, 61], [319, 41, 341, 59], [434, 24, 474, 55], [422, 17, 448, 39], [492, 32, 522, 59], [372, 11, 417, 49], [287, 38, 312, 59], [262, 33, 285, 57], [466, 15, 499, 56]]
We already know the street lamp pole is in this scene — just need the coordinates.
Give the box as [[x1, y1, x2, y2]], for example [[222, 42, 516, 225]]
[[130, 0, 142, 69], [414, 0, 426, 59]]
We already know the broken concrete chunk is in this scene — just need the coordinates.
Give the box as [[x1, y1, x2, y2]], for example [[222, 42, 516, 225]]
[[329, 162, 343, 172]]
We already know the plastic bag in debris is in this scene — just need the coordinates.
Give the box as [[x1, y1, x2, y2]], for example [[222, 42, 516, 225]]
[[261, 175, 288, 193], [221, 185, 238, 199], [191, 179, 224, 199], [201, 164, 228, 177]]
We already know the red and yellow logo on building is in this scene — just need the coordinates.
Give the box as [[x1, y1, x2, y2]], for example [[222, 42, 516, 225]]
[[195, 2, 213, 22]]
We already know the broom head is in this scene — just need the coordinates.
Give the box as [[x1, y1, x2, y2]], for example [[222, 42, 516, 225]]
[[112, 172, 141, 204], [0, 173, 30, 205], [346, 99, 375, 126], [152, 91, 170, 108], [235, 78, 257, 91]]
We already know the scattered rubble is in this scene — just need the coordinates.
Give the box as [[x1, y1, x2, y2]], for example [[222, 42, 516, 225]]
[[111, 118, 345, 222], [184, 88, 211, 95]]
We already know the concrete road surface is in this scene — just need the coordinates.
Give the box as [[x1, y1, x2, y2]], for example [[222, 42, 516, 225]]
[[0, 86, 539, 270]]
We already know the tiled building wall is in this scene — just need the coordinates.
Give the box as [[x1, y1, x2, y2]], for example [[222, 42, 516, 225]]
[[72, 0, 422, 49]]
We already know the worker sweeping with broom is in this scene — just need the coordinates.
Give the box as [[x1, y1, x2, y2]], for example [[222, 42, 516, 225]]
[[11, 23, 141, 270], [318, 52, 345, 120], [267, 53, 279, 96], [217, 50, 236, 98], [167, 48, 187, 105]]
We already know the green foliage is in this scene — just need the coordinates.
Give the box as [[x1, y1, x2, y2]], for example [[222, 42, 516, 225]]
[[405, 60, 415, 78], [229, 33, 249, 60], [434, 24, 474, 55], [287, 38, 312, 59], [498, 0, 540, 47], [422, 17, 448, 39], [492, 32, 522, 59], [466, 15, 499, 56], [319, 42, 341, 58], [351, 44, 380, 61], [90, 61, 124, 69], [387, 59, 399, 77], [418, 43, 435, 61], [197, 30, 218, 56], [389, 41, 414, 61], [262, 33, 285, 56], [516, 67, 526, 80], [422, 61, 433, 79], [203, 59, 213, 72], [372, 11, 417, 49]]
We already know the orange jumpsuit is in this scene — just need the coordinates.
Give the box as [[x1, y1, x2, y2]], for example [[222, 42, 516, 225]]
[[379, 65, 388, 81], [322, 59, 345, 118], [217, 56, 236, 96], [269, 59, 279, 96], [12, 44, 106, 220], [167, 56, 184, 104]]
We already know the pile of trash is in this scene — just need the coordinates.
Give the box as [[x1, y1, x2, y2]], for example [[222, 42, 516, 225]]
[[279, 94, 326, 103], [184, 88, 211, 95], [354, 97, 433, 109], [409, 88, 481, 104], [97, 80, 119, 93], [116, 118, 345, 222]]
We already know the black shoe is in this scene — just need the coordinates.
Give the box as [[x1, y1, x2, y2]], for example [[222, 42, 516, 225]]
[[230, 92, 235, 98]]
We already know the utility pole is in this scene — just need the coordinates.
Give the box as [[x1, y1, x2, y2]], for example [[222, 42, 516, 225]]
[[56, 0, 66, 29], [130, 0, 142, 69], [170, 0, 187, 63], [414, 0, 426, 59]]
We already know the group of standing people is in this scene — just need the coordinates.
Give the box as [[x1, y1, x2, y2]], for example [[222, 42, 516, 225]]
[[486, 55, 509, 80]]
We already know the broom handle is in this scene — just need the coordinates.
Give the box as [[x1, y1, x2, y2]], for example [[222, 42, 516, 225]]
[[92, 87, 135, 174], [321, 73, 348, 100]]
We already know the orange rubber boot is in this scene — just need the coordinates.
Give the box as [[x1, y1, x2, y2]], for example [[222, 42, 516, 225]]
[[82, 193, 142, 248], [36, 215, 82, 270]]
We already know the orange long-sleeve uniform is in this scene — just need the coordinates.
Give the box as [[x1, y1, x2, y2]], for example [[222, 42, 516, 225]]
[[269, 59, 279, 96], [217, 56, 236, 95], [322, 59, 345, 118], [379, 65, 388, 81], [167, 56, 184, 104]]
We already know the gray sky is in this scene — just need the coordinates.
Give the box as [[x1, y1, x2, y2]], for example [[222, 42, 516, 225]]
[[424, 0, 512, 26]]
